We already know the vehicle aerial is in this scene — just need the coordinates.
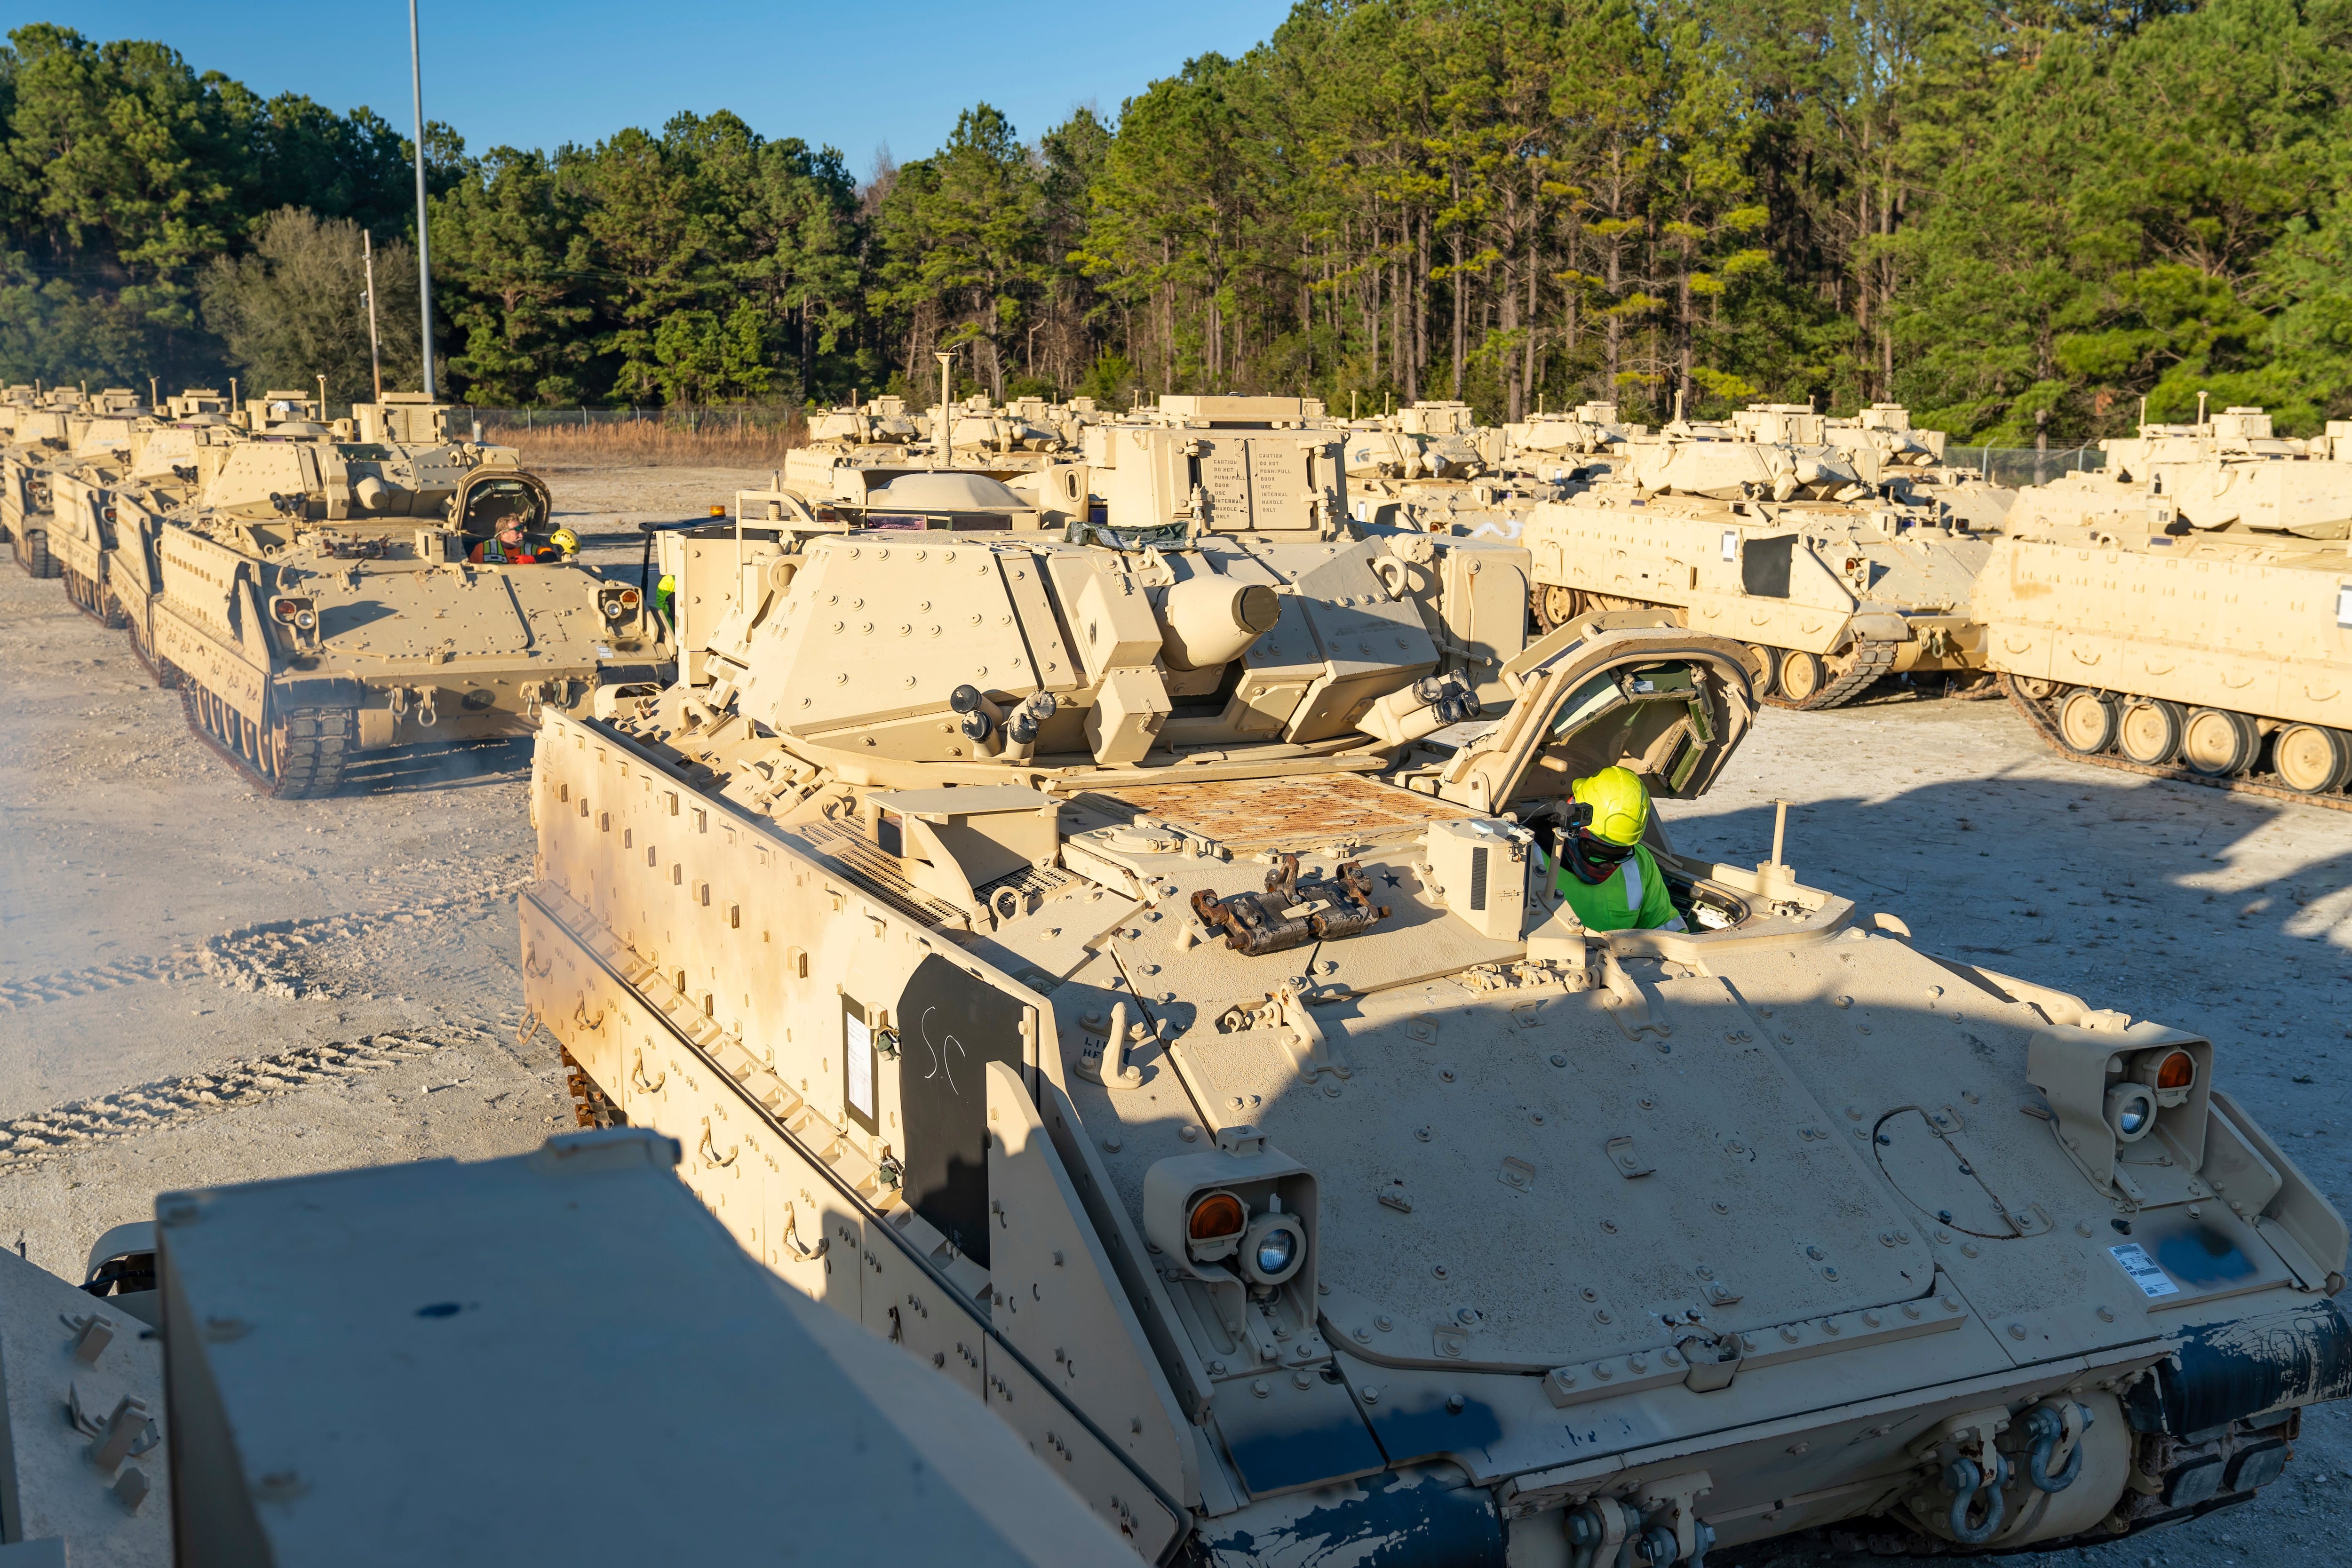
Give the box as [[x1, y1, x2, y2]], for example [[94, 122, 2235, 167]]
[[1979, 406, 2352, 804], [520, 453, 2348, 1560], [105, 405, 667, 797], [1520, 405, 1993, 708], [0, 1130, 1127, 1566]]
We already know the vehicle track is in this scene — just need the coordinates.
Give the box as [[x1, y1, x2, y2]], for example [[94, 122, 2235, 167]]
[[2002, 675, 2352, 814], [0, 877, 532, 1010], [0, 1025, 511, 1170]]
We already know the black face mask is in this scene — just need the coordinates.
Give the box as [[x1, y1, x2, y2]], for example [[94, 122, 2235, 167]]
[[1565, 827, 1637, 885]]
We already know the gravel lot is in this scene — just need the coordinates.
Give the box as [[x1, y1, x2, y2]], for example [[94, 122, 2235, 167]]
[[0, 465, 2343, 1563]]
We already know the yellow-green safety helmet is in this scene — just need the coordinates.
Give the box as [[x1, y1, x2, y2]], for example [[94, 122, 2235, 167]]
[[1571, 766, 1649, 848], [550, 527, 579, 553]]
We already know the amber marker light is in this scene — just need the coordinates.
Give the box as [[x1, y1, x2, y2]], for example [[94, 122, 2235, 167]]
[[1189, 1192, 1246, 1242]]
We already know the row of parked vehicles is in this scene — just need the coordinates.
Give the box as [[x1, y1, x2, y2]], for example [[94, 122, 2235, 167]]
[[523, 390, 2348, 1562], [770, 386, 2352, 808], [5, 379, 2345, 1566], [0, 383, 669, 795]]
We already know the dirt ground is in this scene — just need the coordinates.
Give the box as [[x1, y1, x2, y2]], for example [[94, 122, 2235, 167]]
[[1, 465, 2344, 1565]]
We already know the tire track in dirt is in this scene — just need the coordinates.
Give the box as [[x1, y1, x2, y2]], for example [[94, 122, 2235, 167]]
[[0, 876, 533, 1010], [0, 1019, 529, 1171]]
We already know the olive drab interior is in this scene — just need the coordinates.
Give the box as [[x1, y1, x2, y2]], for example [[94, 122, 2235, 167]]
[[518, 446, 2351, 1565]]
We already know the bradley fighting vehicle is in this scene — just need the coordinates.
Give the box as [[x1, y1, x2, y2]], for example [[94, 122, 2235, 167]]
[[1979, 406, 2352, 804], [1, 388, 94, 574], [1342, 400, 1558, 540], [111, 411, 667, 796], [0, 1130, 1132, 1566], [1821, 403, 2014, 533], [1521, 406, 1993, 708], [518, 441, 2348, 1559]]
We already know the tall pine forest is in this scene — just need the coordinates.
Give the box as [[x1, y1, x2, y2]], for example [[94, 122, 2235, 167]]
[[4, 0, 2351, 444]]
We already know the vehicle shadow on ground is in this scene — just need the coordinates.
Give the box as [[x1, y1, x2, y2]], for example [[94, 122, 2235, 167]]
[[1665, 764, 2352, 956], [337, 738, 532, 795]]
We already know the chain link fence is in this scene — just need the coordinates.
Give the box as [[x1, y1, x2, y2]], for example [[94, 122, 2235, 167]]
[[1964, 445, 2103, 489], [469, 405, 808, 434]]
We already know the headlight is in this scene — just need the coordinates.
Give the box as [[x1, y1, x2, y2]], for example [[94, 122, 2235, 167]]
[[602, 599, 628, 620], [2106, 1083, 2158, 1142], [1185, 1191, 1247, 1264], [294, 610, 316, 630], [1241, 1211, 1306, 1286]]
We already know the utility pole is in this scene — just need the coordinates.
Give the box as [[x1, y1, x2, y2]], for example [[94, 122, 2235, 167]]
[[363, 230, 384, 403], [408, 0, 436, 399]]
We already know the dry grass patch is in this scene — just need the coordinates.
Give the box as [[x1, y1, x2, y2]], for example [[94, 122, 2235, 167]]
[[481, 415, 807, 469]]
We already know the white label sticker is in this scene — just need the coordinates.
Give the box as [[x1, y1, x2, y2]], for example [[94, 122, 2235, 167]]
[[1721, 529, 1740, 562], [2109, 1242, 2179, 1298], [845, 1013, 874, 1120], [2337, 584, 2352, 628]]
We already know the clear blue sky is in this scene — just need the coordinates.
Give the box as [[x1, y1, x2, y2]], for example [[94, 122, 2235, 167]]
[[31, 0, 1295, 176]]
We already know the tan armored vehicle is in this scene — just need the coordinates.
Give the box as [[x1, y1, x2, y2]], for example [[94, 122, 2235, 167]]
[[1822, 403, 2015, 532], [1523, 417, 1991, 708], [523, 497, 2348, 1560], [1342, 416, 1549, 540], [1504, 400, 1646, 475], [803, 393, 930, 454], [0, 390, 83, 571], [118, 427, 666, 796], [0, 1130, 1132, 1565], [1979, 407, 2352, 802], [2, 391, 150, 577]]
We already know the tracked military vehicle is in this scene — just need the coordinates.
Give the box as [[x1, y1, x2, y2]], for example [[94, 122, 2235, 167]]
[[0, 1130, 1133, 1565], [0, 391, 87, 573], [1979, 407, 2352, 804], [1823, 404, 2015, 533], [126, 429, 666, 797], [1521, 415, 1991, 708], [522, 474, 2347, 1561], [1339, 401, 1557, 539]]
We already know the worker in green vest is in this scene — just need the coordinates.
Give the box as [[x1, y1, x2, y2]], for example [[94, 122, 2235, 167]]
[[1554, 766, 1685, 932]]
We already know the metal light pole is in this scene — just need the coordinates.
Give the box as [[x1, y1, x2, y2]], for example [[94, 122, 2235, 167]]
[[408, 0, 436, 399]]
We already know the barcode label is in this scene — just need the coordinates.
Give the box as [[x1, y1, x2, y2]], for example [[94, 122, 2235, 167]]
[[2109, 1242, 2179, 1298]]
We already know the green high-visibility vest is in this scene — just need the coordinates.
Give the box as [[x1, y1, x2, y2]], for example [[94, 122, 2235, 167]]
[[1553, 844, 1679, 932]]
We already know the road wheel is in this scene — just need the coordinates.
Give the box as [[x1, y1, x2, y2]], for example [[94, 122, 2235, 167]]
[[2116, 699, 2185, 765], [1779, 650, 1827, 704], [2181, 707, 2258, 777], [2271, 723, 2351, 795], [1744, 644, 1781, 699], [1534, 585, 1581, 630], [2057, 689, 2121, 755]]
